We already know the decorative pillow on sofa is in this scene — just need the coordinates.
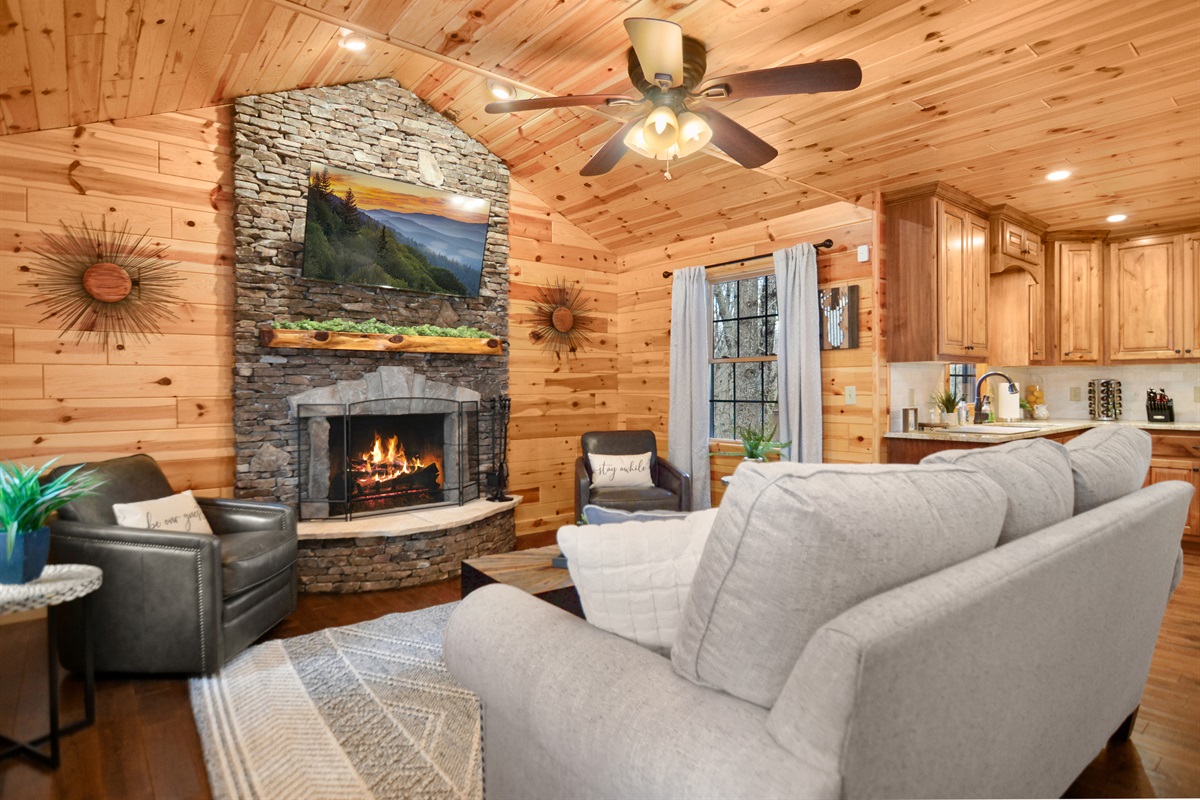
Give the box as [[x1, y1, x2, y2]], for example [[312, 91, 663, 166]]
[[581, 504, 690, 525], [587, 452, 654, 489], [112, 490, 214, 534], [557, 508, 720, 656], [1064, 426, 1152, 514], [671, 461, 1007, 709], [921, 437, 1074, 545]]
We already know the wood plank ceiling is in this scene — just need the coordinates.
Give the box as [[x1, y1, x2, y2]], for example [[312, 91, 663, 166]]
[[1, 0, 1197, 253]]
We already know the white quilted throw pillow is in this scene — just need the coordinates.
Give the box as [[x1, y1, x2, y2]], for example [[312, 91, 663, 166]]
[[557, 508, 719, 656]]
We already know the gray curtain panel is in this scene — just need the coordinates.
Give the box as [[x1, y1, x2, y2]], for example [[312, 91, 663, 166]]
[[668, 266, 713, 510], [774, 244, 823, 462]]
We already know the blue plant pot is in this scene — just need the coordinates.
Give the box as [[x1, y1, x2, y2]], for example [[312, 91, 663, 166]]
[[0, 526, 51, 584]]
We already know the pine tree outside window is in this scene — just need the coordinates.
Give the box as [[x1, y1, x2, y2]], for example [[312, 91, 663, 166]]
[[709, 272, 779, 441]]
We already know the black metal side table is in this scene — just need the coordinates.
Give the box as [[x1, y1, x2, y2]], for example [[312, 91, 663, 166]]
[[0, 564, 102, 768]]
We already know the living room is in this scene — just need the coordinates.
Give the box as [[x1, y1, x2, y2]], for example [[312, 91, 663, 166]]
[[0, 0, 1197, 797]]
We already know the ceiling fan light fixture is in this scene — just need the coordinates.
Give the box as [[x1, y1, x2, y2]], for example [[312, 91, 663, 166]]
[[675, 111, 712, 157], [642, 105, 680, 153]]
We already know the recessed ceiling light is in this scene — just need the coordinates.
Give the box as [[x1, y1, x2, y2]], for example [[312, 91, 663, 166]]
[[1045, 170, 1071, 181], [486, 79, 515, 101], [1107, 214, 1128, 223], [338, 31, 367, 51]]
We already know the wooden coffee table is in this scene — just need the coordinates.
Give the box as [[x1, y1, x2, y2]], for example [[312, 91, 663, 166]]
[[460, 545, 583, 618]]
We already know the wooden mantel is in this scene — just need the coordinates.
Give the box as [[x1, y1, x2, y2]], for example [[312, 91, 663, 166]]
[[259, 328, 503, 355]]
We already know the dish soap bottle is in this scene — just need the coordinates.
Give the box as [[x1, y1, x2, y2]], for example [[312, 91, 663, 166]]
[[980, 394, 993, 423]]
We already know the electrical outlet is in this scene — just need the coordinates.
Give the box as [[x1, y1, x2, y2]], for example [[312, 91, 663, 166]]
[[1069, 386, 1082, 402], [845, 386, 857, 405]]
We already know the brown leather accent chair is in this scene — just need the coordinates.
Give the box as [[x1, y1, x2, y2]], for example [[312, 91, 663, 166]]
[[574, 430, 691, 523], [48, 454, 297, 675]]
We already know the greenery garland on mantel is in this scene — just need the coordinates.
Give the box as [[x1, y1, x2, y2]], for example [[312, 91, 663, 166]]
[[261, 318, 502, 355]]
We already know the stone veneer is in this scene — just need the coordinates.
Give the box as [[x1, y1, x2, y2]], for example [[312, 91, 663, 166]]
[[231, 78, 510, 505]]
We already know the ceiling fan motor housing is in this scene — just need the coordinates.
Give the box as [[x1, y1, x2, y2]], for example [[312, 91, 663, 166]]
[[627, 36, 708, 95]]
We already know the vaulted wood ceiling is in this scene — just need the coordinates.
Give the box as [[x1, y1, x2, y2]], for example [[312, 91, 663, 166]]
[[2, 0, 1197, 254]]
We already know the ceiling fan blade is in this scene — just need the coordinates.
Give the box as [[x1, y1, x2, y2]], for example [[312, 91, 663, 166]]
[[485, 94, 636, 114], [580, 118, 641, 177], [702, 59, 862, 99], [624, 18, 684, 88], [696, 109, 777, 169]]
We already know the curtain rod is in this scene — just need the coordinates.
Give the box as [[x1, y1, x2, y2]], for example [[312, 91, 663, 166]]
[[661, 239, 834, 279]]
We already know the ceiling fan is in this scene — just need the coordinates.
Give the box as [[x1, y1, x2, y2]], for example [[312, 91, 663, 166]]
[[484, 18, 862, 177]]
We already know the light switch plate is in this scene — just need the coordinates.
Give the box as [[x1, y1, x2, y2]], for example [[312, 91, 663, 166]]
[[845, 386, 857, 405], [1070, 386, 1082, 402], [857, 244, 870, 262]]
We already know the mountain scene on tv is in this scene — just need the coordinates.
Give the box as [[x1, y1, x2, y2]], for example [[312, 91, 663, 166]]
[[301, 163, 491, 298]]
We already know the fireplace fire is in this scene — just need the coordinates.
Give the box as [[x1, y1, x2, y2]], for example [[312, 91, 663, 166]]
[[328, 413, 446, 516]]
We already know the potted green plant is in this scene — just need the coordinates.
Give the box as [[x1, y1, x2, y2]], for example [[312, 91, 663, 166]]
[[713, 425, 792, 462], [930, 388, 962, 426], [1, 459, 102, 584]]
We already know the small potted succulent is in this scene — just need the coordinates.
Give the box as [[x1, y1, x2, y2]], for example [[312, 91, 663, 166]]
[[1, 459, 102, 584], [714, 425, 792, 462], [930, 388, 963, 426]]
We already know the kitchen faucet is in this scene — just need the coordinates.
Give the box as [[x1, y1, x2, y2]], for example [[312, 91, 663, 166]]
[[974, 371, 1019, 423]]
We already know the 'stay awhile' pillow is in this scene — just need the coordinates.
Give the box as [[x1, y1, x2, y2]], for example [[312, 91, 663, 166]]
[[557, 508, 720, 655], [112, 490, 214, 534], [587, 451, 654, 489]]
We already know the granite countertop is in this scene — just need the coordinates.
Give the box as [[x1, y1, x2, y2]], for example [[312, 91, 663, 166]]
[[884, 418, 1200, 443]]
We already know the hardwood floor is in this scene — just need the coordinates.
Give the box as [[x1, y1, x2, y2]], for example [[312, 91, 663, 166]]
[[1, 554, 1196, 799]]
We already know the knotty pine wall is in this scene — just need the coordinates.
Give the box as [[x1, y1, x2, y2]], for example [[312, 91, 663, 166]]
[[617, 199, 889, 505], [0, 108, 237, 495], [506, 183, 619, 539]]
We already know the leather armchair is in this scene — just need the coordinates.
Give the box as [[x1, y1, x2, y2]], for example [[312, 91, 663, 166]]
[[574, 430, 691, 522], [47, 454, 297, 675]]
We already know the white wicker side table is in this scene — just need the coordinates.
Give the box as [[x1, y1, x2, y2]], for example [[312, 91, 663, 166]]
[[0, 564, 102, 768]]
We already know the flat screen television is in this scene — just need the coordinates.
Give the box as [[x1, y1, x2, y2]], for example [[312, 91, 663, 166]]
[[300, 162, 491, 299]]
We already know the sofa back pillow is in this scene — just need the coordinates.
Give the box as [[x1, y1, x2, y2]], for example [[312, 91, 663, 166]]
[[112, 490, 214, 534], [671, 461, 1007, 709], [1064, 426, 1152, 514], [587, 452, 654, 489], [921, 438, 1074, 545], [557, 508, 720, 655]]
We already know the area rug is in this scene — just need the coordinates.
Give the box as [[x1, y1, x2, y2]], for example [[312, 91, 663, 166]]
[[189, 603, 481, 800]]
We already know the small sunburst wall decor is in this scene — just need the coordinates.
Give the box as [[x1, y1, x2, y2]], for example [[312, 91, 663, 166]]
[[26, 217, 183, 344], [528, 277, 594, 358]]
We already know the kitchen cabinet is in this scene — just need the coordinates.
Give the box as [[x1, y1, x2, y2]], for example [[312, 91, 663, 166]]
[[885, 183, 990, 362], [987, 206, 1048, 365], [1145, 432, 1200, 544], [1107, 235, 1195, 361], [1054, 239, 1104, 363], [1000, 219, 1042, 266]]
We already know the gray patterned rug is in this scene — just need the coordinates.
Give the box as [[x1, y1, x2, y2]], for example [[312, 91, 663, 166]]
[[189, 603, 481, 800]]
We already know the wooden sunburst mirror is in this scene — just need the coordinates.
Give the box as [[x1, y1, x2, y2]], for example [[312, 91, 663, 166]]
[[27, 218, 183, 344], [529, 277, 594, 358]]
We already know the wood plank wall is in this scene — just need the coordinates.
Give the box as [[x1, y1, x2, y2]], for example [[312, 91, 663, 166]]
[[0, 108, 236, 494], [616, 200, 888, 504], [506, 182, 619, 540]]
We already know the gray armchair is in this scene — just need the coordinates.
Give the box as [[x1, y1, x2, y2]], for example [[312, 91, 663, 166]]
[[574, 430, 691, 522], [48, 454, 297, 675]]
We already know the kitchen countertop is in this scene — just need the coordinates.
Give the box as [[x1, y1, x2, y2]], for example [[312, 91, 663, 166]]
[[885, 418, 1200, 443]]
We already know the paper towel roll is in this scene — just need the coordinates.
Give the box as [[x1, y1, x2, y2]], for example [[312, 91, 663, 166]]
[[996, 381, 1021, 421]]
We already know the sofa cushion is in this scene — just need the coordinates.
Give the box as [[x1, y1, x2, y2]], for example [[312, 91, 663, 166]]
[[557, 509, 720, 655], [112, 490, 214, 534], [219, 526, 297, 597], [671, 461, 1008, 709], [581, 504, 691, 525], [588, 485, 678, 511], [921, 438, 1074, 545], [1064, 426, 1152, 514]]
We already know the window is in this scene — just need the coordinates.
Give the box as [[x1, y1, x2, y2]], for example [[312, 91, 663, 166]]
[[948, 363, 977, 405], [709, 274, 778, 440]]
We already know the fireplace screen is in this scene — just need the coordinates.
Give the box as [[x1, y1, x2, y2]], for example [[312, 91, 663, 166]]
[[297, 398, 480, 520]]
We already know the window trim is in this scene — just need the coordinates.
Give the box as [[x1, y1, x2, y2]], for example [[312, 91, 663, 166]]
[[707, 268, 779, 443]]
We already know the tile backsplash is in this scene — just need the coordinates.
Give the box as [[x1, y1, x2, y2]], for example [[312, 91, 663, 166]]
[[888, 362, 951, 429], [993, 363, 1200, 423]]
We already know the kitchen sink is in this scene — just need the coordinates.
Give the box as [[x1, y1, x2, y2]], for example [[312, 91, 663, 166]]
[[951, 425, 1031, 435]]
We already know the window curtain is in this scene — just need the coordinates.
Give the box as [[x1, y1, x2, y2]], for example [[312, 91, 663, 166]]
[[668, 266, 712, 510], [774, 244, 823, 462]]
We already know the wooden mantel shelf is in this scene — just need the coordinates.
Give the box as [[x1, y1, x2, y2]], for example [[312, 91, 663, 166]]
[[259, 328, 503, 355]]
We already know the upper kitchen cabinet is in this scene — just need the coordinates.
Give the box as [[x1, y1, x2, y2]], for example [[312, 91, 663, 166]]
[[988, 206, 1048, 366], [885, 183, 990, 362], [1108, 233, 1199, 361], [1052, 237, 1105, 363]]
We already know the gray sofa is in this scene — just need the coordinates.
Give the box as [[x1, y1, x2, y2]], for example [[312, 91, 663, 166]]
[[446, 427, 1191, 799]]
